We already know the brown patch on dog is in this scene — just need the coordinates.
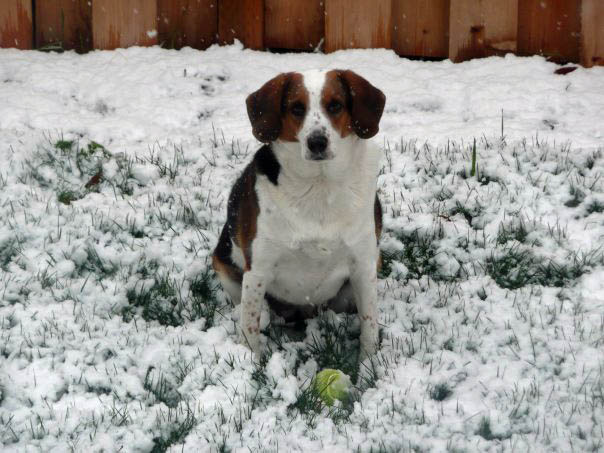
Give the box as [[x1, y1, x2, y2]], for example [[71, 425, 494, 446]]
[[374, 194, 382, 241], [374, 194, 383, 272], [212, 253, 242, 283], [329, 70, 386, 139], [322, 71, 354, 138], [232, 167, 258, 271], [279, 73, 308, 142], [246, 72, 307, 143], [212, 144, 280, 287]]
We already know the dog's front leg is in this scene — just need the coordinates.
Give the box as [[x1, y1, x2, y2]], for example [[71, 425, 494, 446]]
[[239, 270, 267, 356], [350, 243, 380, 360]]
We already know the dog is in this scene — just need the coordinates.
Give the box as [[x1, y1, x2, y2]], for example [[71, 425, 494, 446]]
[[212, 69, 385, 358]]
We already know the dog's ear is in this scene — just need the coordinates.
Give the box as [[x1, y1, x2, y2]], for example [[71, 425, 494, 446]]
[[337, 70, 385, 139], [246, 73, 294, 143]]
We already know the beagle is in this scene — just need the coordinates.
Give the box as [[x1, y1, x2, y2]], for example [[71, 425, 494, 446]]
[[212, 69, 385, 358]]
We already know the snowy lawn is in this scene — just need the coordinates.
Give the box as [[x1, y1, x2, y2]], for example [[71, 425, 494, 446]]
[[1, 44, 604, 452]]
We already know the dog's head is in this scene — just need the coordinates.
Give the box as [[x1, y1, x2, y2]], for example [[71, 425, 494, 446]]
[[246, 70, 385, 161]]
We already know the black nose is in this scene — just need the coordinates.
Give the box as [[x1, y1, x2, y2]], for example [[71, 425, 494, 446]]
[[307, 134, 328, 155]]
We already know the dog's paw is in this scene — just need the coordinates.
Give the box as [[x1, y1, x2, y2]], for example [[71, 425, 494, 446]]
[[358, 333, 379, 362], [358, 344, 377, 362], [239, 329, 263, 357]]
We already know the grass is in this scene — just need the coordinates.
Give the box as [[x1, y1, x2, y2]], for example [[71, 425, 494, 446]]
[[188, 269, 222, 328], [144, 367, 181, 408], [485, 246, 601, 289], [470, 137, 477, 178], [429, 382, 453, 401], [380, 229, 440, 281], [124, 275, 183, 327], [303, 315, 359, 382], [565, 184, 586, 208], [2, 132, 604, 451], [123, 269, 222, 328], [0, 236, 23, 271], [496, 218, 532, 245], [476, 417, 504, 441], [586, 200, 604, 215], [23, 137, 137, 205], [151, 403, 197, 453]]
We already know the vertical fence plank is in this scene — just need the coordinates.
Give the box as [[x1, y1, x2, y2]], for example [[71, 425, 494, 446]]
[[35, 0, 92, 52], [449, 0, 517, 62], [391, 0, 449, 58], [0, 0, 32, 49], [157, 0, 217, 49], [581, 0, 604, 67], [517, 0, 581, 63], [265, 0, 323, 51], [325, 0, 392, 52], [92, 0, 157, 50], [218, 0, 263, 50]]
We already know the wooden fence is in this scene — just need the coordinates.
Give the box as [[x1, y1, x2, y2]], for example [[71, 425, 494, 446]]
[[1, 1, 602, 67]]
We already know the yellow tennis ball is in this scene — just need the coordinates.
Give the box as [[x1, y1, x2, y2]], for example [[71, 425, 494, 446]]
[[313, 369, 351, 406]]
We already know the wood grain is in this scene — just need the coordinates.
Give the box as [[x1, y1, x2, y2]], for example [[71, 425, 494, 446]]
[[218, 0, 263, 50], [392, 0, 449, 58], [0, 0, 32, 49], [158, 0, 217, 49], [580, 0, 604, 67], [92, 0, 158, 50], [517, 0, 581, 63], [264, 0, 324, 50], [35, 0, 92, 52], [449, 0, 518, 62], [325, 0, 392, 52]]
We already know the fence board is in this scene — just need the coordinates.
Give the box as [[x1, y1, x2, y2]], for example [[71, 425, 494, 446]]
[[449, 0, 517, 62], [392, 0, 449, 58], [265, 0, 323, 50], [0, 0, 32, 49], [581, 0, 604, 67], [92, 0, 157, 50], [218, 0, 263, 50], [35, 0, 92, 52], [517, 0, 581, 63], [325, 0, 392, 52], [158, 0, 217, 49]]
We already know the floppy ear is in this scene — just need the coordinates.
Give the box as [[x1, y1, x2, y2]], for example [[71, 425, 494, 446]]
[[246, 72, 294, 143], [337, 70, 386, 139]]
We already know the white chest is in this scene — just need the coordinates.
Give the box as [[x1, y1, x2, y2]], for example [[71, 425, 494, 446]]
[[266, 236, 351, 305], [255, 182, 366, 305], [247, 142, 380, 306]]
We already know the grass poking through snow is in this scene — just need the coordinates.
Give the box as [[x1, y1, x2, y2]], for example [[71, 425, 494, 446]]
[[2, 132, 604, 451]]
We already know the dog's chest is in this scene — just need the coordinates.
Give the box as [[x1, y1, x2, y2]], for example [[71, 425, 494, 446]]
[[267, 236, 350, 305], [254, 178, 370, 305]]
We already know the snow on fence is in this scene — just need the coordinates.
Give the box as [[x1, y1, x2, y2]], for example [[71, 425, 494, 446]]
[[1, 0, 602, 67]]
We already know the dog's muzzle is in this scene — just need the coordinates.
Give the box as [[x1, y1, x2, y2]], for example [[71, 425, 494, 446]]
[[306, 134, 329, 160], [306, 133, 330, 160]]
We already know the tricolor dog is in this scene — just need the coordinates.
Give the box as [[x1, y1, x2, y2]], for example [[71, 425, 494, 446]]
[[212, 69, 385, 358]]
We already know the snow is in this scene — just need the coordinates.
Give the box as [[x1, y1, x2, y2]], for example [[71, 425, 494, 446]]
[[1, 43, 603, 451]]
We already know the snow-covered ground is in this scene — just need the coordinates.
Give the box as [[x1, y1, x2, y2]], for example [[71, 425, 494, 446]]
[[1, 43, 603, 452]]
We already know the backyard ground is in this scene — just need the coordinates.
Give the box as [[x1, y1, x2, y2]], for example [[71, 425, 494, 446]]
[[1, 44, 603, 452]]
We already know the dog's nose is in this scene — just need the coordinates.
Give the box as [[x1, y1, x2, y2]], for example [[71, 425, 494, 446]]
[[307, 134, 328, 155]]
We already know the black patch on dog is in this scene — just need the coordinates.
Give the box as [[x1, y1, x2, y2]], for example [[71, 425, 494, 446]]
[[213, 144, 280, 272], [214, 223, 234, 265], [255, 144, 280, 186]]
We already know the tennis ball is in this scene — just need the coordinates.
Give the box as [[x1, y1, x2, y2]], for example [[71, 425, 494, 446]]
[[313, 369, 351, 406]]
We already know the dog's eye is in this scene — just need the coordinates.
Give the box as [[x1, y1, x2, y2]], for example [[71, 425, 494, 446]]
[[327, 100, 343, 115], [290, 102, 306, 118]]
